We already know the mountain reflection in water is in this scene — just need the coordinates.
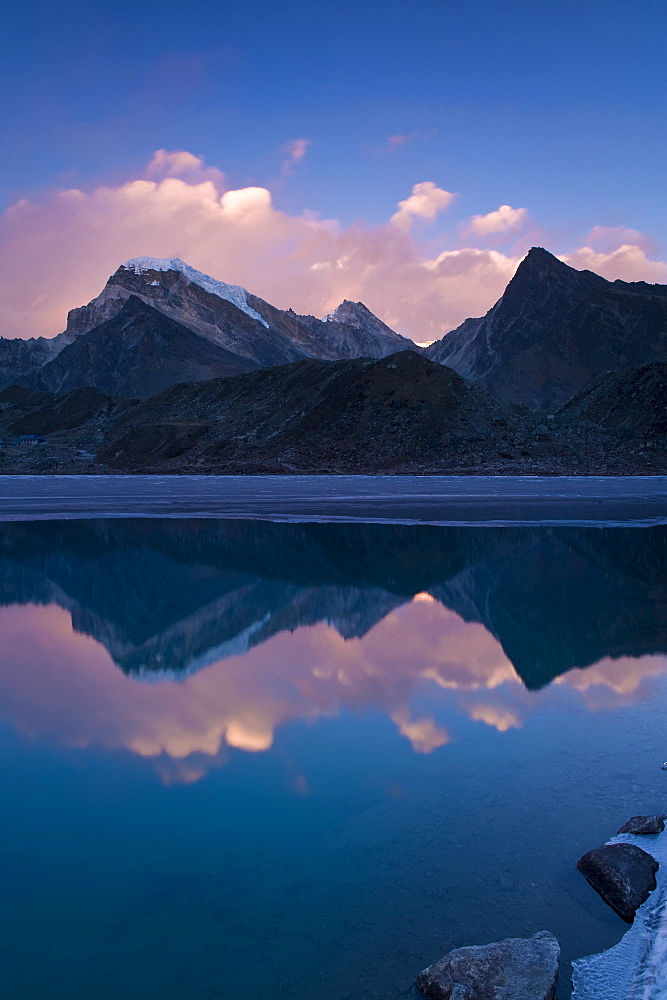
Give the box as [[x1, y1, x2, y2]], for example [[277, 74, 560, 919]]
[[1, 519, 665, 685], [0, 520, 666, 770]]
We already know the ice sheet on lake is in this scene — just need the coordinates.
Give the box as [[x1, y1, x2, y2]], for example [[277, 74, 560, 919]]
[[572, 830, 667, 1000], [0, 475, 665, 525]]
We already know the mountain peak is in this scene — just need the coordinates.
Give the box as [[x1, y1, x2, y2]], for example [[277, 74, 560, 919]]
[[426, 245, 667, 409], [323, 300, 375, 325], [322, 299, 408, 343], [119, 257, 269, 328], [501, 246, 586, 306], [515, 246, 572, 275]]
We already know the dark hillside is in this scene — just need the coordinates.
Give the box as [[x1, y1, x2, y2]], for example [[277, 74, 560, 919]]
[[100, 350, 522, 472]]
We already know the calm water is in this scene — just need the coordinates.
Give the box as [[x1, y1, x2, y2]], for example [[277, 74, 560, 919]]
[[1, 493, 667, 998]]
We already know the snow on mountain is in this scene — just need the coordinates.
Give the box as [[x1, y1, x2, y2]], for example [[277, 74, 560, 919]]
[[322, 299, 409, 343], [122, 257, 269, 329]]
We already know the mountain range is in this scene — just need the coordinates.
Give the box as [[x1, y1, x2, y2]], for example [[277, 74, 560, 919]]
[[1, 247, 666, 411], [3, 255, 412, 399], [0, 247, 665, 472]]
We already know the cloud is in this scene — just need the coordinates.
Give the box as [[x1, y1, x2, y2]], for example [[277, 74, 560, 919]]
[[585, 225, 657, 255], [557, 655, 667, 699], [389, 180, 455, 232], [0, 157, 511, 342], [465, 204, 528, 236], [281, 138, 310, 175], [381, 132, 420, 156], [468, 703, 521, 732], [386, 132, 417, 151], [0, 598, 518, 775], [391, 708, 450, 753], [373, 130, 436, 157], [562, 243, 667, 284], [145, 149, 225, 185], [0, 149, 665, 344]]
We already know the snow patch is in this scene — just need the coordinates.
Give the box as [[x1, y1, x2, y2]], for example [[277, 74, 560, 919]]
[[121, 257, 269, 328], [572, 829, 667, 1000]]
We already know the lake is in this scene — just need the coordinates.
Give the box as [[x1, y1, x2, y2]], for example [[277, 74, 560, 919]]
[[0, 476, 666, 999]]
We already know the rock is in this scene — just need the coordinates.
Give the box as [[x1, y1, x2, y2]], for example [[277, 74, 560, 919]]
[[576, 843, 659, 922], [617, 815, 666, 835], [414, 930, 559, 1000]]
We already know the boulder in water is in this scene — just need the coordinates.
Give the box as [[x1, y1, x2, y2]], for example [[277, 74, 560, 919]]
[[415, 930, 560, 1000], [617, 815, 666, 835], [577, 842, 659, 922]]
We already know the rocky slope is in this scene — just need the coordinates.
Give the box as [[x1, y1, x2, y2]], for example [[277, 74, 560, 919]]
[[20, 296, 258, 399], [0, 383, 136, 437], [0, 351, 665, 475], [97, 350, 524, 473], [0, 334, 67, 391], [426, 247, 667, 410], [557, 361, 667, 439]]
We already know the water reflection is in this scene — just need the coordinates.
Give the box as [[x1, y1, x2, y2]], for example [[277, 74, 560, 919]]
[[2, 520, 667, 1000], [1, 519, 665, 681], [0, 520, 665, 777]]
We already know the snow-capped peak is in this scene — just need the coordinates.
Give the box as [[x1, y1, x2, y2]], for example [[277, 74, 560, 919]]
[[322, 299, 364, 324], [322, 299, 408, 341], [121, 257, 269, 328]]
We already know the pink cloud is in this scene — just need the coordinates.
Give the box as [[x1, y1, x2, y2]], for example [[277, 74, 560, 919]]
[[389, 180, 456, 232], [562, 243, 667, 283], [464, 204, 528, 237], [386, 132, 416, 151], [0, 150, 665, 344], [0, 599, 514, 770], [584, 225, 657, 255], [145, 149, 226, 185], [374, 130, 436, 156], [281, 138, 310, 175]]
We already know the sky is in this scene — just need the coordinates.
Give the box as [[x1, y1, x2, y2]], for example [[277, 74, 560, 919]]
[[1, 0, 665, 341]]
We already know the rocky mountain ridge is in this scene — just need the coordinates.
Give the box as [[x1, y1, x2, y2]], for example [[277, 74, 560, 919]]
[[1, 256, 414, 397], [425, 247, 667, 409], [60, 256, 412, 367], [20, 296, 258, 399]]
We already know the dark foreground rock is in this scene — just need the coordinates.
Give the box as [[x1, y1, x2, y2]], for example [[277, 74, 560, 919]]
[[617, 815, 666, 835], [415, 930, 559, 1000], [577, 842, 659, 922], [1, 350, 666, 476]]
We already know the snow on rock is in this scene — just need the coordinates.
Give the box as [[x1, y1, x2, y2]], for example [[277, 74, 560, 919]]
[[322, 300, 409, 344], [121, 257, 269, 328], [572, 829, 667, 1000]]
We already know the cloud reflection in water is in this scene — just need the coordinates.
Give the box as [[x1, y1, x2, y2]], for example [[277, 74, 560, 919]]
[[1, 598, 665, 783]]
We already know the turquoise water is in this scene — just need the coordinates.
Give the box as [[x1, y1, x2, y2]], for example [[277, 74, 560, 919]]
[[1, 515, 666, 999]]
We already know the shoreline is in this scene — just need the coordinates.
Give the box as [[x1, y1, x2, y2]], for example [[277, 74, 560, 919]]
[[1, 473, 665, 526]]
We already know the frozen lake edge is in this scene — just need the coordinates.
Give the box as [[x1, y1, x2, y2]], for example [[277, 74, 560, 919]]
[[0, 474, 666, 525]]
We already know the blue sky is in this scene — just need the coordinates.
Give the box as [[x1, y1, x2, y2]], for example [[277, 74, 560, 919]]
[[1, 0, 665, 340]]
